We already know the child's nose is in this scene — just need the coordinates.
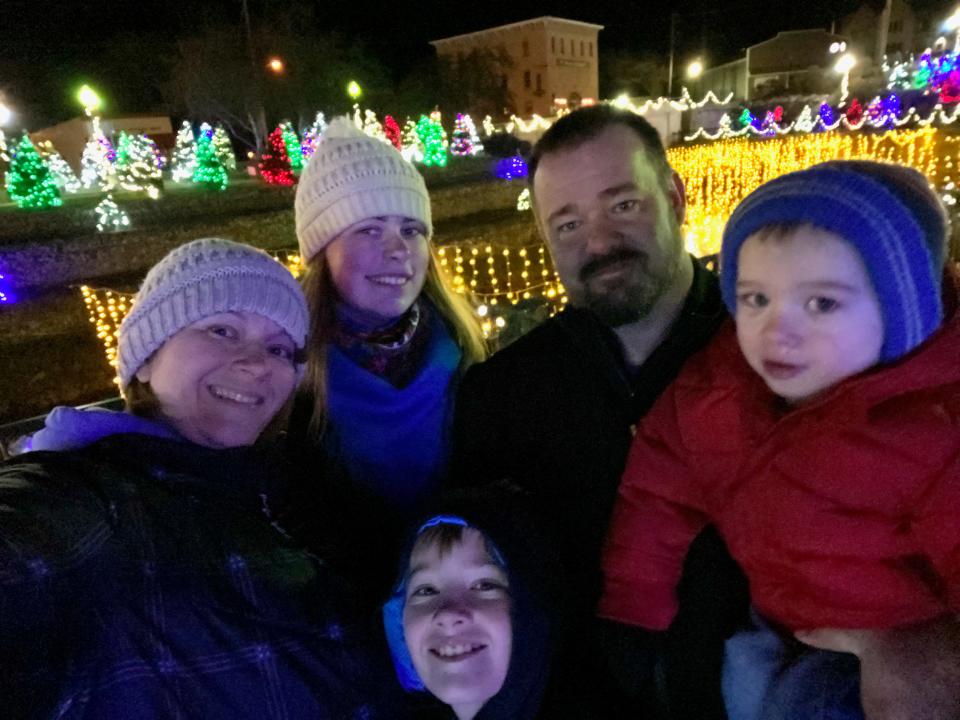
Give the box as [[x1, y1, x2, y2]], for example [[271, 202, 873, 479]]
[[762, 303, 802, 346]]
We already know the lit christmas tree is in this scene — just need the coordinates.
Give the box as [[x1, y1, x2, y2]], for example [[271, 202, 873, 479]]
[[384, 115, 402, 150], [171, 121, 197, 182], [845, 98, 864, 124], [259, 127, 295, 186], [36, 140, 81, 193], [280, 121, 303, 173], [116, 132, 163, 198], [416, 114, 447, 167], [300, 112, 328, 165], [716, 114, 733, 137], [819, 102, 836, 127], [430, 109, 449, 149], [362, 110, 386, 142], [192, 125, 228, 191], [401, 119, 424, 163], [95, 194, 131, 232], [212, 125, 236, 171], [79, 117, 117, 191], [451, 113, 483, 156], [4, 134, 62, 209], [793, 106, 815, 132]]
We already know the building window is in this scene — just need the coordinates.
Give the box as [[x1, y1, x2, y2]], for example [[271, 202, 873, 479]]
[[580, 40, 585, 56], [589, 41, 593, 57], [560, 38, 565, 54], [551, 36, 555, 54], [536, 73, 542, 92], [522, 39, 529, 57], [524, 70, 531, 89]]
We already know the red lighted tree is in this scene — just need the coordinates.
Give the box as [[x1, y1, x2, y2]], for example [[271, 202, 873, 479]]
[[259, 127, 295, 186], [384, 115, 402, 151]]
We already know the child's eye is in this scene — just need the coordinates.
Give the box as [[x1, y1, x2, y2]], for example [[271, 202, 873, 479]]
[[471, 579, 509, 593], [208, 325, 238, 339], [806, 296, 839, 314], [737, 292, 768, 309], [268, 345, 294, 361], [409, 585, 437, 598]]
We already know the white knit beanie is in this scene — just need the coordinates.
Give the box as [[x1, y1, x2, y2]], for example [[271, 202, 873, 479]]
[[295, 117, 432, 262], [117, 238, 309, 388]]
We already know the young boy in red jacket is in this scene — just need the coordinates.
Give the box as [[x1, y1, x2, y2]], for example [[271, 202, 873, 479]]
[[600, 160, 960, 720]]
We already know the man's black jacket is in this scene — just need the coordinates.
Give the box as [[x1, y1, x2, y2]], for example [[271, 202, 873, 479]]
[[450, 258, 749, 719]]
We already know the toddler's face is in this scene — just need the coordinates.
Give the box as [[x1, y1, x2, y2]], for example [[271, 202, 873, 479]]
[[734, 227, 884, 404], [403, 528, 512, 720]]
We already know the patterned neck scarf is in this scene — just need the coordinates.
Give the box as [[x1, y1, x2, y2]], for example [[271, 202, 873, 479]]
[[332, 300, 432, 387]]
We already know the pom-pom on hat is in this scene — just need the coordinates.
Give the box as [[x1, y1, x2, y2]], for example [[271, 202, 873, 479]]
[[720, 160, 949, 362], [117, 238, 309, 388], [295, 117, 432, 262]]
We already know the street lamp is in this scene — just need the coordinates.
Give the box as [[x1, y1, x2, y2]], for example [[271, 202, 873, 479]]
[[76, 84, 102, 117], [347, 80, 362, 101], [687, 59, 704, 79], [267, 57, 285, 74], [0, 101, 12, 127], [834, 53, 857, 107]]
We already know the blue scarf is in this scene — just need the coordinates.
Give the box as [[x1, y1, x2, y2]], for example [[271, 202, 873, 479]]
[[326, 313, 461, 510]]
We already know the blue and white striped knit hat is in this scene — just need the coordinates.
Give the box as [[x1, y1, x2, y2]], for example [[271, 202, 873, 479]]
[[721, 161, 949, 362]]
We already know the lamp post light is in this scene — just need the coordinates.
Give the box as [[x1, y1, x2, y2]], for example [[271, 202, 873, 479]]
[[267, 57, 285, 74], [834, 53, 857, 107], [687, 59, 704, 79], [77, 85, 102, 117], [0, 101, 12, 127], [347, 80, 362, 101]]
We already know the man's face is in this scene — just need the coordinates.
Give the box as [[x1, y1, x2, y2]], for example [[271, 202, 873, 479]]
[[532, 124, 687, 326]]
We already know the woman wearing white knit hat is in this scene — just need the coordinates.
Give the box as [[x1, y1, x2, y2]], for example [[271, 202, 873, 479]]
[[288, 117, 486, 602], [0, 238, 405, 717]]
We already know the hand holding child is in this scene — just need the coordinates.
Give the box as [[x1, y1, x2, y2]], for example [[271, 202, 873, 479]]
[[797, 615, 960, 720]]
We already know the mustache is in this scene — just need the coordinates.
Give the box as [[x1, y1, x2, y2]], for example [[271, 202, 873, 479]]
[[579, 248, 645, 282]]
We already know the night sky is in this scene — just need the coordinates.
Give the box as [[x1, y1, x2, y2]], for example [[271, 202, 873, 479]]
[[0, 0, 901, 126]]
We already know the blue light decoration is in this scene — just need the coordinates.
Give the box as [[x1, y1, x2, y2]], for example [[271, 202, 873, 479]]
[[819, 102, 836, 126], [882, 93, 902, 119], [0, 272, 16, 304], [495, 154, 528, 181]]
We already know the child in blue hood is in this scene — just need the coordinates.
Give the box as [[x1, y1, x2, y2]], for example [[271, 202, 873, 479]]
[[384, 491, 561, 719]]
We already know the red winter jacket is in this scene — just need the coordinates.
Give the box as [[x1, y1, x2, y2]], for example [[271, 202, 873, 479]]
[[600, 278, 960, 633]]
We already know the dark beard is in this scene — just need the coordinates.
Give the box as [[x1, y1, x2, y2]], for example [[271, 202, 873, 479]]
[[575, 251, 672, 327]]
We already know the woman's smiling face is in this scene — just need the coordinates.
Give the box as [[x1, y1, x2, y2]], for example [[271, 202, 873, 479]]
[[325, 215, 430, 327], [134, 311, 298, 448]]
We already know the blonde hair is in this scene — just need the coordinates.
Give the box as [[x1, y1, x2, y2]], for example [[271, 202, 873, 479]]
[[300, 247, 487, 440]]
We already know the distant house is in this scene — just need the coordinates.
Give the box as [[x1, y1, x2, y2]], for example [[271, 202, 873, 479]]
[[30, 116, 174, 173], [836, 0, 935, 63], [431, 16, 603, 117]]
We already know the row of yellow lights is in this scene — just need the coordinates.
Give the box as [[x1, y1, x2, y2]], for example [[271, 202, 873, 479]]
[[80, 126, 956, 367]]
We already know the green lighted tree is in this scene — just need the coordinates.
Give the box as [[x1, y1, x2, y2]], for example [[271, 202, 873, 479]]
[[280, 121, 303, 173], [4, 134, 62, 209], [212, 124, 237, 171], [191, 126, 228, 190]]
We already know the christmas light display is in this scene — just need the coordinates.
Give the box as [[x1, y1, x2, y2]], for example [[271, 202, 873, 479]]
[[280, 121, 303, 173], [36, 140, 81, 193], [401, 119, 424, 163], [115, 132, 163, 198], [516, 188, 531, 211], [192, 125, 228, 191], [212, 125, 236, 171], [171, 121, 197, 182], [416, 114, 447, 167], [482, 116, 496, 136], [362, 110, 387, 143], [0, 129, 10, 166], [81, 285, 133, 379], [451, 113, 483, 156], [94, 194, 131, 232], [5, 134, 62, 209], [259, 127, 295, 186], [494, 154, 527, 180], [0, 271, 15, 304], [384, 115, 402, 150], [670, 127, 944, 257], [79, 116, 117, 191], [300, 112, 328, 164]]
